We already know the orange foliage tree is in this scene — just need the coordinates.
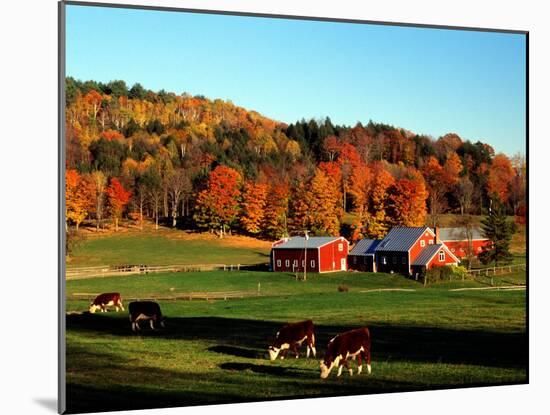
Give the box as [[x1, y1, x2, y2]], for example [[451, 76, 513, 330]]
[[240, 181, 268, 234], [194, 165, 242, 236], [106, 177, 132, 231], [487, 153, 514, 205], [365, 163, 395, 239], [66, 169, 94, 230], [263, 182, 290, 239], [388, 169, 428, 227]]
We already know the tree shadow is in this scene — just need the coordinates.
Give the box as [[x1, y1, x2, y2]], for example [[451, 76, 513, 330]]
[[208, 345, 263, 359], [66, 314, 527, 369]]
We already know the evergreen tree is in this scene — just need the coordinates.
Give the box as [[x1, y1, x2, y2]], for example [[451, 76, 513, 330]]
[[478, 204, 516, 266]]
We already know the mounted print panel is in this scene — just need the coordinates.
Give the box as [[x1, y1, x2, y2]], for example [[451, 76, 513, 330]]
[[60, 1, 528, 413]]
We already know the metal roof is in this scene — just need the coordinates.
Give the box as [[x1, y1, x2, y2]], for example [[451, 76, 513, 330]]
[[412, 244, 445, 266], [272, 236, 345, 250], [437, 227, 486, 241], [375, 227, 433, 252], [349, 239, 381, 256]]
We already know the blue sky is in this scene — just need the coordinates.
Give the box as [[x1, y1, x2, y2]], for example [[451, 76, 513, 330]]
[[66, 4, 526, 156]]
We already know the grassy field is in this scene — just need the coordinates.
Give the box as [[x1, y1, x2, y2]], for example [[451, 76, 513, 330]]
[[67, 229, 271, 268], [65, 270, 527, 414]]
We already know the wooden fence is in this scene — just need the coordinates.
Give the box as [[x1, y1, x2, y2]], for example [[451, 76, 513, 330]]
[[467, 263, 526, 286], [68, 290, 260, 301], [467, 263, 526, 276], [66, 263, 268, 280]]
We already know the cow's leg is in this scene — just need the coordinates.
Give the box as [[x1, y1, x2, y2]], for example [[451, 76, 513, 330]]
[[344, 359, 353, 376], [366, 347, 372, 374], [119, 301, 125, 311], [280, 349, 288, 360], [357, 353, 363, 375], [150, 319, 155, 330], [292, 343, 299, 359], [337, 361, 344, 377]]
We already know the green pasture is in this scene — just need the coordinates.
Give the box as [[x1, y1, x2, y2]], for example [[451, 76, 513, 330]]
[[65, 271, 527, 413]]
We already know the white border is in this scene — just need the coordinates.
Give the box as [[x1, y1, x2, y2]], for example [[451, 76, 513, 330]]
[[2, 1, 545, 415]]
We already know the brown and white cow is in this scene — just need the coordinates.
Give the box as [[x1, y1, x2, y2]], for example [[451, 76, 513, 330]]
[[320, 327, 371, 378], [128, 301, 165, 332], [89, 292, 124, 313], [268, 319, 316, 360]]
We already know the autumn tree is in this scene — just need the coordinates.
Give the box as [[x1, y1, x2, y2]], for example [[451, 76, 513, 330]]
[[365, 163, 395, 239], [65, 169, 94, 230], [487, 153, 515, 207], [106, 177, 131, 231], [387, 169, 428, 227], [308, 168, 342, 235], [194, 165, 242, 236], [263, 182, 289, 239], [422, 156, 449, 226], [240, 181, 268, 234]]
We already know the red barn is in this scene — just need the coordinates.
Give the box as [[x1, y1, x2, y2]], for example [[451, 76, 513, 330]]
[[271, 236, 349, 273], [410, 243, 460, 275], [349, 226, 460, 276], [437, 227, 490, 259]]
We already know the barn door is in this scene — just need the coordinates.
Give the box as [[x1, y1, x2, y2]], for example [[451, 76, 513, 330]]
[[340, 258, 346, 271]]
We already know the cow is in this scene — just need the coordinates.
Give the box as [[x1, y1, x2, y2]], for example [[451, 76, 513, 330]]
[[268, 319, 316, 360], [320, 327, 371, 378], [88, 292, 124, 313], [128, 301, 165, 332]]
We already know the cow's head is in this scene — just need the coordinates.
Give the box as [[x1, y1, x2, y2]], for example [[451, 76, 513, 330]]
[[88, 304, 101, 313], [160, 316, 166, 328], [320, 355, 341, 379], [268, 345, 281, 361]]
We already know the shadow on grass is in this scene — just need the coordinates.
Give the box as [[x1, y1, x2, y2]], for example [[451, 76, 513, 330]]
[[66, 314, 527, 369], [209, 345, 263, 359]]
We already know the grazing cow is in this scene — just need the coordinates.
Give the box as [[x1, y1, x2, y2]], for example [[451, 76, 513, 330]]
[[89, 292, 124, 313], [268, 319, 316, 360], [320, 327, 371, 378], [128, 301, 165, 332]]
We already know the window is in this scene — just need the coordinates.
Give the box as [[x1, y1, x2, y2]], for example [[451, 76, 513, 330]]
[[310, 260, 315, 268], [302, 260, 305, 267], [402, 257, 406, 265], [477, 247, 482, 252], [285, 259, 290, 267], [460, 248, 464, 252], [338, 243, 343, 252], [439, 251, 445, 262], [382, 256, 387, 265], [451, 248, 455, 252], [364, 257, 368, 265], [276, 260, 281, 267], [428, 240, 434, 245], [353, 257, 357, 264], [293, 260, 298, 267], [392, 256, 397, 264], [420, 240, 425, 247]]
